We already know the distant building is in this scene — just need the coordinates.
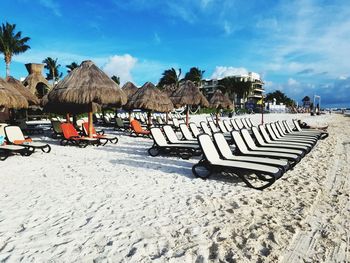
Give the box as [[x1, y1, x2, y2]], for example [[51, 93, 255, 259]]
[[201, 72, 264, 109]]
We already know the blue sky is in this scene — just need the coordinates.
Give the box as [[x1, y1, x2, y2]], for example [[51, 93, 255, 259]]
[[1, 0, 350, 107]]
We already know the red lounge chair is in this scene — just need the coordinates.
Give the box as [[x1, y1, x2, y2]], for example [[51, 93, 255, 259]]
[[82, 122, 118, 145], [60, 123, 99, 147], [130, 120, 151, 137]]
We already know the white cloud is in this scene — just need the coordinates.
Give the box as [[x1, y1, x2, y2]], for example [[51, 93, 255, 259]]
[[102, 54, 137, 85], [38, 0, 61, 16], [210, 66, 250, 79], [287, 78, 299, 86]]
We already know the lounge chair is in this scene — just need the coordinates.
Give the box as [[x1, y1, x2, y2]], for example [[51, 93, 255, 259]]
[[223, 120, 234, 132], [148, 127, 201, 159], [189, 122, 201, 138], [234, 119, 244, 129], [230, 119, 240, 131], [213, 132, 289, 172], [82, 122, 118, 145], [60, 123, 99, 147], [266, 123, 316, 145], [179, 123, 197, 141], [130, 119, 151, 137], [231, 130, 301, 166], [51, 120, 63, 138], [4, 126, 51, 153], [192, 134, 284, 190], [0, 135, 32, 160], [163, 125, 197, 144], [200, 121, 213, 135], [114, 117, 128, 131], [291, 120, 329, 139], [240, 128, 305, 157], [251, 126, 311, 153]]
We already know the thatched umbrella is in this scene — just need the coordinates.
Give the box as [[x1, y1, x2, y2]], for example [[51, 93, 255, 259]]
[[46, 60, 127, 137], [6, 76, 40, 106], [209, 89, 234, 125], [122, 81, 139, 122], [0, 77, 28, 109], [125, 82, 173, 128], [122, 81, 138, 99], [170, 80, 209, 126]]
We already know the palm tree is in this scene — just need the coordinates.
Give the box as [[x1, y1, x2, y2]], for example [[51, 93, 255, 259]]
[[158, 68, 181, 89], [42, 57, 62, 83], [111, 75, 120, 85], [218, 76, 254, 107], [66, 62, 79, 73], [0, 22, 30, 77], [184, 67, 205, 86]]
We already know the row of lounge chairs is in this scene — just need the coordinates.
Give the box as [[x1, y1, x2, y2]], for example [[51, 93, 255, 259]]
[[147, 118, 328, 190]]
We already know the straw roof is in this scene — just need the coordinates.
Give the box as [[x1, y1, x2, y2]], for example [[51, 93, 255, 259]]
[[121, 81, 138, 99], [125, 82, 173, 112], [170, 80, 209, 108], [22, 63, 51, 95], [209, 89, 234, 110], [46, 60, 127, 114], [6, 76, 40, 106], [0, 78, 28, 109]]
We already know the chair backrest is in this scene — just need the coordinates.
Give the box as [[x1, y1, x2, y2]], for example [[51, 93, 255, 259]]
[[172, 118, 180, 128], [197, 134, 221, 164], [283, 120, 293, 133], [189, 123, 201, 137], [293, 119, 303, 131], [82, 122, 96, 136], [223, 120, 233, 132], [271, 123, 283, 138], [230, 119, 240, 130], [241, 129, 258, 150], [140, 114, 146, 123], [104, 115, 110, 123], [252, 126, 266, 145], [231, 130, 249, 154], [275, 122, 286, 135], [213, 133, 234, 159], [265, 123, 279, 140], [131, 120, 144, 133], [217, 121, 228, 133], [180, 123, 195, 140], [208, 121, 219, 133], [163, 125, 179, 143], [0, 123, 8, 137], [150, 127, 168, 146], [76, 119, 85, 130], [4, 126, 26, 143], [258, 125, 273, 143], [51, 120, 62, 133], [241, 118, 250, 129], [61, 123, 80, 139], [115, 117, 124, 127], [234, 119, 244, 129], [200, 122, 212, 135], [246, 118, 254, 128]]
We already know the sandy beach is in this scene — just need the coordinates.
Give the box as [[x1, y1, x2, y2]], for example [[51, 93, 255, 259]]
[[0, 113, 349, 262]]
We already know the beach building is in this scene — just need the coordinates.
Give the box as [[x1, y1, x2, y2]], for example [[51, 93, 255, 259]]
[[22, 63, 51, 99], [201, 72, 264, 110]]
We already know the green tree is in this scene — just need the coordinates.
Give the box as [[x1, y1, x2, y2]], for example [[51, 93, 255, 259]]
[[66, 62, 79, 73], [111, 75, 120, 85], [42, 57, 62, 83], [265, 90, 295, 106], [218, 77, 254, 100], [0, 22, 30, 77], [184, 67, 205, 86], [158, 68, 181, 89]]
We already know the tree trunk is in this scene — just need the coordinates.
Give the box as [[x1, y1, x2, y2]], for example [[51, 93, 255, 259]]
[[5, 55, 11, 77]]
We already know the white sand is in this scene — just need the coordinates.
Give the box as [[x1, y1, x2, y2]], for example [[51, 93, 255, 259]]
[[0, 113, 349, 262]]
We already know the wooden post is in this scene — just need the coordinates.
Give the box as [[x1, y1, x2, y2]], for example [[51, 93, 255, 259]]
[[66, 113, 70, 123], [261, 99, 264, 125], [166, 112, 169, 124], [216, 110, 219, 125], [186, 105, 189, 127], [88, 111, 93, 138]]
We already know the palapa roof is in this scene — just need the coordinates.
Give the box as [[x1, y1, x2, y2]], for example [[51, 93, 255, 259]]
[[209, 89, 234, 110], [0, 78, 28, 109], [46, 60, 127, 114], [125, 82, 173, 112], [169, 80, 209, 108], [22, 63, 51, 95], [121, 81, 138, 99], [6, 76, 40, 106]]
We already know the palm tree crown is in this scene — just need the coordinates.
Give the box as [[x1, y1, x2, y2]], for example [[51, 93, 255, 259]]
[[66, 62, 79, 73], [0, 22, 30, 77], [184, 67, 205, 86], [158, 68, 181, 88], [42, 57, 62, 83]]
